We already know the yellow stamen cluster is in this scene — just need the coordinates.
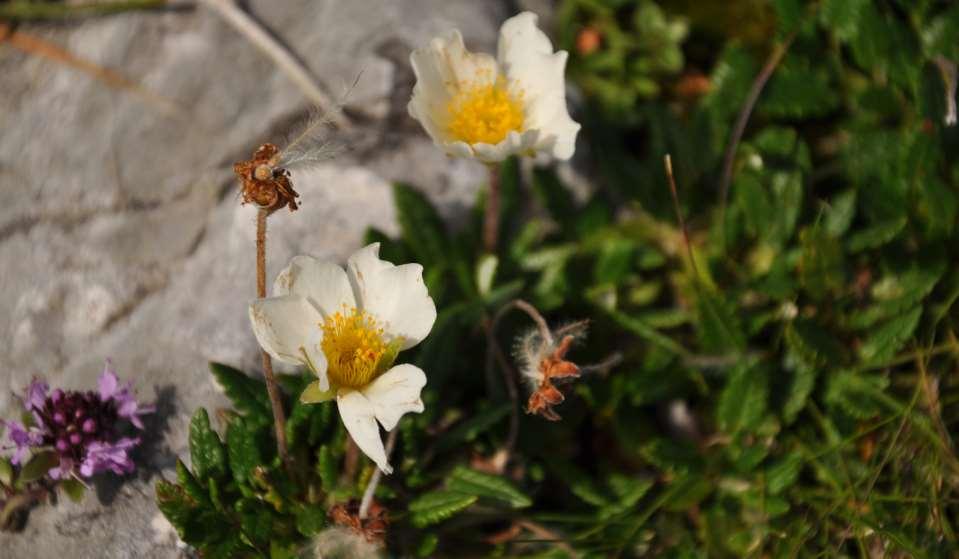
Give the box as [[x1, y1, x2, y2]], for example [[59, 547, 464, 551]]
[[321, 307, 387, 389], [446, 80, 524, 145]]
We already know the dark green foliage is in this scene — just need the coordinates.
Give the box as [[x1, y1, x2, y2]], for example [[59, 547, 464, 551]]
[[159, 1, 959, 556]]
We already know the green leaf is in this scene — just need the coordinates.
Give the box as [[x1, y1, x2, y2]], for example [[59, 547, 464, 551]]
[[858, 306, 922, 364], [227, 417, 265, 485], [717, 363, 768, 434], [294, 503, 327, 537], [299, 381, 336, 404], [155, 480, 197, 539], [607, 308, 689, 357], [417, 533, 439, 558], [824, 189, 857, 237], [177, 458, 208, 504], [784, 318, 843, 369], [799, 225, 844, 299], [476, 254, 498, 297], [189, 408, 227, 481], [209, 362, 271, 419], [781, 363, 816, 425], [825, 371, 890, 418], [696, 290, 746, 354], [17, 450, 58, 486], [820, 0, 869, 40], [446, 466, 532, 508], [0, 457, 12, 487], [60, 477, 86, 503], [766, 452, 803, 494], [409, 491, 478, 527], [393, 182, 448, 267], [316, 445, 338, 492], [847, 217, 908, 253]]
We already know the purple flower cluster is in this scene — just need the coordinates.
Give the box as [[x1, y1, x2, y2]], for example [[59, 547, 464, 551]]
[[2, 361, 154, 480]]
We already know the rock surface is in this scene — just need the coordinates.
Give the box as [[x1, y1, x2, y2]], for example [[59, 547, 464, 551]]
[[0, 1, 509, 556]]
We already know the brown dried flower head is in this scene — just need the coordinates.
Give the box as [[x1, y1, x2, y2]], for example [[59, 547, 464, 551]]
[[516, 321, 587, 421], [329, 499, 389, 543], [233, 143, 300, 213]]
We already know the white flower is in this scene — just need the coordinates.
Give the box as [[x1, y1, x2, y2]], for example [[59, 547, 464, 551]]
[[248, 243, 437, 473], [408, 11, 580, 163]]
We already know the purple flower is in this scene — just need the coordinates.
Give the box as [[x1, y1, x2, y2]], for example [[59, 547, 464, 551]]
[[99, 361, 155, 430], [3, 360, 154, 480], [79, 437, 139, 477], [1, 420, 43, 465]]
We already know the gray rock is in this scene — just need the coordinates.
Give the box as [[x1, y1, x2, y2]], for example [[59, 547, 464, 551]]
[[0, 1, 511, 556]]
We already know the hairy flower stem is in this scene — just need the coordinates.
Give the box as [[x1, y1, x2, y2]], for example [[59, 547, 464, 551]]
[[358, 428, 399, 520], [482, 163, 500, 253], [256, 208, 292, 473]]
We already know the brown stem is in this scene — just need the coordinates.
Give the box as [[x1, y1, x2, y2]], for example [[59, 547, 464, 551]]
[[483, 163, 501, 253], [256, 208, 292, 472], [717, 32, 796, 249], [483, 299, 552, 465]]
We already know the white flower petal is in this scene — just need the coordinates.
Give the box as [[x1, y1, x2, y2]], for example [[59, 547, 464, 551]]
[[346, 243, 437, 350], [272, 255, 355, 317], [249, 295, 329, 390], [498, 11, 580, 160], [337, 389, 392, 474], [409, 29, 500, 147], [362, 364, 427, 432], [471, 130, 539, 163]]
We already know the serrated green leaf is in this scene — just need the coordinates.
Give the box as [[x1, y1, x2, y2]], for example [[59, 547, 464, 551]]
[[825, 371, 890, 418], [799, 225, 844, 299], [177, 458, 208, 504], [820, 0, 868, 40], [781, 363, 816, 425], [447, 466, 532, 508], [409, 491, 478, 527], [209, 362, 271, 419], [766, 452, 803, 494], [294, 503, 327, 537], [824, 189, 857, 236], [227, 418, 264, 485], [784, 318, 843, 369], [316, 445, 338, 492], [696, 290, 746, 354], [189, 408, 227, 481], [847, 217, 908, 253], [717, 364, 768, 434], [858, 306, 922, 364]]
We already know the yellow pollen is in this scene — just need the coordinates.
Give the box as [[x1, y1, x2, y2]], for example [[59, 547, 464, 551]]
[[446, 80, 524, 145], [320, 307, 387, 389]]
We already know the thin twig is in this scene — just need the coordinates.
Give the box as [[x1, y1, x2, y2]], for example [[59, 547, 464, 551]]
[[483, 164, 501, 253], [256, 209, 292, 473], [933, 56, 958, 126], [484, 299, 554, 463], [717, 32, 796, 248], [484, 316, 521, 462], [358, 428, 399, 520], [200, 0, 350, 129], [0, 23, 182, 118], [664, 154, 700, 281], [516, 520, 579, 558]]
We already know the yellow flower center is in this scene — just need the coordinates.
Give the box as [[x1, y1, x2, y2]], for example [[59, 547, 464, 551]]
[[321, 307, 388, 389], [446, 80, 524, 145]]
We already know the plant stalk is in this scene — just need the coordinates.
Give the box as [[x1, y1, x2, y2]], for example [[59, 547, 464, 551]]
[[358, 428, 399, 520], [256, 208, 292, 472]]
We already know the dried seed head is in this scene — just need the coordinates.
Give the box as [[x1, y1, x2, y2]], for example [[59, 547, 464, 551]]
[[233, 143, 300, 213], [328, 499, 389, 543], [514, 320, 588, 421]]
